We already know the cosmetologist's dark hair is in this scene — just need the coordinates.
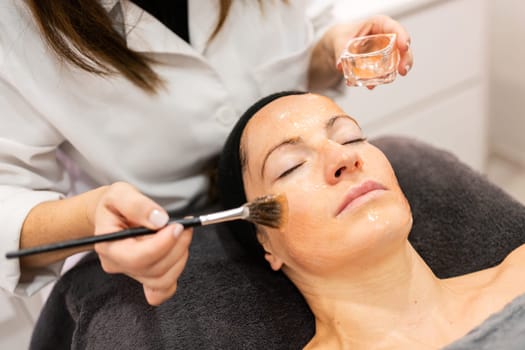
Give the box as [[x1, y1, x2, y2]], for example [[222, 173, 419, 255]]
[[217, 91, 308, 262]]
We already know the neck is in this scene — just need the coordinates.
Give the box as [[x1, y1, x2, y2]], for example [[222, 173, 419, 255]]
[[290, 243, 455, 349]]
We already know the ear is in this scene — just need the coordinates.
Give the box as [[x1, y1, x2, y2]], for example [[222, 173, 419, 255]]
[[264, 252, 284, 271], [257, 231, 284, 271]]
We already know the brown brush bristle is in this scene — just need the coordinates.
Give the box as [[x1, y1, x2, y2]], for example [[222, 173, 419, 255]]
[[246, 194, 288, 228]]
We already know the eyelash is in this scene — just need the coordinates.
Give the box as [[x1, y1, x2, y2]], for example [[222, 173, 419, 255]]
[[343, 137, 367, 145], [277, 162, 305, 179], [276, 137, 367, 179]]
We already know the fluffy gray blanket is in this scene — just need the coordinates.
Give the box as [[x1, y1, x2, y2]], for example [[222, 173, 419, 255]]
[[29, 136, 525, 349]]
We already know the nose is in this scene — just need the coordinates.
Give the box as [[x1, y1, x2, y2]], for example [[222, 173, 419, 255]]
[[323, 141, 363, 185]]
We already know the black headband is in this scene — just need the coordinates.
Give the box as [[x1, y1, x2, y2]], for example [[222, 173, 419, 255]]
[[217, 91, 308, 261]]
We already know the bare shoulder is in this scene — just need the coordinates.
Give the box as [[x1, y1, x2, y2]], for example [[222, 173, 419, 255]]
[[483, 243, 525, 297], [443, 243, 525, 333], [500, 243, 525, 267], [444, 243, 525, 291]]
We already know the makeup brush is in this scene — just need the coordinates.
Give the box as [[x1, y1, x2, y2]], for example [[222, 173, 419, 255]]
[[5, 194, 287, 259]]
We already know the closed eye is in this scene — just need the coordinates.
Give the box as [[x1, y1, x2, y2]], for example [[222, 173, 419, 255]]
[[343, 137, 367, 145], [277, 161, 305, 179]]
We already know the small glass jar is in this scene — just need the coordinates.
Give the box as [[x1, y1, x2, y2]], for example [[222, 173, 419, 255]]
[[339, 33, 399, 87]]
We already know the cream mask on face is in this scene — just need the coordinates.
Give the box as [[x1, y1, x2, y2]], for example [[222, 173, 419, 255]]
[[240, 93, 413, 276]]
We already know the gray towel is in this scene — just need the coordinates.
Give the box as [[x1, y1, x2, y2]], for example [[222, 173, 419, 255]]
[[30, 136, 525, 349]]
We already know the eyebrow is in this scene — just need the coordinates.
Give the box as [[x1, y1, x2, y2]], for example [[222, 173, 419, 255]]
[[260, 114, 359, 178], [260, 137, 302, 178], [325, 114, 360, 129]]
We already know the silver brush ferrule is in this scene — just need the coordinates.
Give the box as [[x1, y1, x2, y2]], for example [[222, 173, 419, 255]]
[[199, 206, 250, 226]]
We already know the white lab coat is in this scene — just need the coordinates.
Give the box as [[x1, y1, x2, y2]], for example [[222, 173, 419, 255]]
[[0, 0, 334, 295]]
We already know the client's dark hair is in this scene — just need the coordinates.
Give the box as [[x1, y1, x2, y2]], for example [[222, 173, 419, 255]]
[[217, 91, 308, 262]]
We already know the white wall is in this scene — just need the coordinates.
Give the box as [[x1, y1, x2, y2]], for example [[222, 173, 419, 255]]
[[488, 0, 525, 165]]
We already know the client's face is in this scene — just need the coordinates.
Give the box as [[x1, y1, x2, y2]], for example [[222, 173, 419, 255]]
[[241, 94, 412, 277]]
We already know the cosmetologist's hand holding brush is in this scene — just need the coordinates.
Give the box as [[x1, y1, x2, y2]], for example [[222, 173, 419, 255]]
[[5, 194, 287, 259]]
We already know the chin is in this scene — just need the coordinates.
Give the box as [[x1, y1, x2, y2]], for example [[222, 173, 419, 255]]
[[346, 191, 413, 244]]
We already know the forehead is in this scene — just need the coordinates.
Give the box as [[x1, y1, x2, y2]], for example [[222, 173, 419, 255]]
[[242, 94, 345, 142]]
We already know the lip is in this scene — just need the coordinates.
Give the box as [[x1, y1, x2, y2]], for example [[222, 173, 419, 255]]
[[336, 180, 387, 216]]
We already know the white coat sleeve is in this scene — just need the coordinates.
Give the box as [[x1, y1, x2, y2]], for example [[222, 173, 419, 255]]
[[306, 0, 349, 96], [306, 0, 337, 40], [0, 73, 71, 296]]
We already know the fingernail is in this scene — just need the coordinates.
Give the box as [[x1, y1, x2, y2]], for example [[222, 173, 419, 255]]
[[172, 224, 184, 238], [405, 64, 411, 74], [406, 39, 411, 49], [149, 209, 169, 228]]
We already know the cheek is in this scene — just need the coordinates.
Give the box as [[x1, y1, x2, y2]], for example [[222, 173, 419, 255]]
[[275, 184, 333, 263], [279, 177, 331, 233], [364, 147, 397, 182]]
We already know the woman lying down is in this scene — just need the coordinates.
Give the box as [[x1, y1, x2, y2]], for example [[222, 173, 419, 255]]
[[217, 91, 525, 349]]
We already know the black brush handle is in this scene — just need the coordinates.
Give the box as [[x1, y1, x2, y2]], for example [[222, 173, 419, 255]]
[[5, 217, 202, 259]]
